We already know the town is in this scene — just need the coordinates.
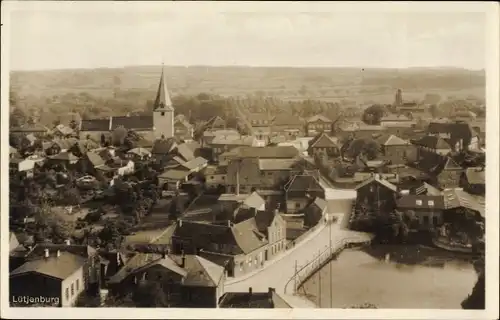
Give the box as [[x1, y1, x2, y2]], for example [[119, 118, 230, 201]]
[[8, 65, 486, 309]]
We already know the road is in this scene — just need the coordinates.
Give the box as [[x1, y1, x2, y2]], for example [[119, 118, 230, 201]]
[[224, 215, 372, 308]]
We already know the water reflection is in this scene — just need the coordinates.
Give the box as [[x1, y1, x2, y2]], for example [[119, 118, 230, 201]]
[[299, 245, 477, 309]]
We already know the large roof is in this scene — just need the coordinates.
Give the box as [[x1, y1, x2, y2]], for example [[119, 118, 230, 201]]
[[11, 252, 87, 280]]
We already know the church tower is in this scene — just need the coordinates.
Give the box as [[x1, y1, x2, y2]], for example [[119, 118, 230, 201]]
[[394, 89, 403, 107], [153, 65, 175, 139]]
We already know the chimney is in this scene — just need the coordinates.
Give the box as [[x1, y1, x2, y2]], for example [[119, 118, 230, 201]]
[[65, 239, 71, 245], [161, 251, 166, 259], [44, 249, 49, 258], [181, 253, 186, 268], [56, 250, 61, 258], [268, 287, 275, 305], [248, 287, 253, 296], [179, 219, 183, 227], [227, 220, 231, 228]]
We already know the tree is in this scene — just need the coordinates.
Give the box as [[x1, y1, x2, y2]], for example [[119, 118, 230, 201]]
[[60, 187, 82, 206], [132, 281, 169, 307], [10, 107, 27, 127], [362, 105, 386, 125], [429, 104, 439, 118], [112, 126, 128, 146]]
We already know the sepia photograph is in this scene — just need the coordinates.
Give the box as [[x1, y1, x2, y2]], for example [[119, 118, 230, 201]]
[[1, 1, 498, 319]]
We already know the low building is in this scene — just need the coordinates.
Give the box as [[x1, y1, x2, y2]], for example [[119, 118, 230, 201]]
[[307, 132, 340, 158], [377, 134, 416, 165], [284, 174, 325, 213], [412, 135, 452, 156], [158, 169, 191, 191], [355, 174, 399, 215], [171, 218, 269, 278], [427, 121, 480, 152], [254, 210, 287, 260], [272, 114, 305, 138], [396, 194, 445, 230], [460, 167, 485, 195], [305, 115, 333, 136], [219, 287, 291, 308], [10, 244, 101, 307]]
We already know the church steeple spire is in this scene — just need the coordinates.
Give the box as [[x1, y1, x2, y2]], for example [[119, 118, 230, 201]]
[[153, 63, 174, 112]]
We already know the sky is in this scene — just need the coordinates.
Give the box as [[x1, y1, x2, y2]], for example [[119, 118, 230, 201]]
[[5, 2, 490, 71]]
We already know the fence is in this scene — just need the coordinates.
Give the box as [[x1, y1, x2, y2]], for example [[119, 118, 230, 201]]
[[284, 235, 371, 295]]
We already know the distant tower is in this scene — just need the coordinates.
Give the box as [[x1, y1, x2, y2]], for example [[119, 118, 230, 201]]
[[153, 65, 175, 139], [394, 89, 403, 107]]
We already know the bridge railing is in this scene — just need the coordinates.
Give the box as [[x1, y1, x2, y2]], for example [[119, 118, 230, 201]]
[[284, 235, 370, 295]]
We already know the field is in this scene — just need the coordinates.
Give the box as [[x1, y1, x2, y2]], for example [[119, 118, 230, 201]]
[[10, 66, 485, 106]]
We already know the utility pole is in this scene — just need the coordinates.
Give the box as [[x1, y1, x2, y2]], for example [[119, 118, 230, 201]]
[[329, 215, 333, 308], [235, 158, 240, 195], [294, 260, 298, 292], [318, 253, 322, 308]]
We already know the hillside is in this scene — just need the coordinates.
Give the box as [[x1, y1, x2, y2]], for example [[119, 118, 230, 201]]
[[10, 66, 485, 104]]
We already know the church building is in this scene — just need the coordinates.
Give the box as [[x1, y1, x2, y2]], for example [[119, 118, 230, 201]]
[[79, 66, 175, 142]]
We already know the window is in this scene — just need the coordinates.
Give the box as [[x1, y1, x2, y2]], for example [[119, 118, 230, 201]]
[[432, 216, 439, 226], [210, 175, 214, 180], [76, 279, 79, 292], [423, 216, 429, 225], [161, 112, 165, 116], [65, 288, 69, 301], [295, 202, 301, 209], [71, 283, 74, 296], [428, 200, 435, 206], [416, 200, 423, 206], [222, 176, 225, 181], [239, 262, 243, 271]]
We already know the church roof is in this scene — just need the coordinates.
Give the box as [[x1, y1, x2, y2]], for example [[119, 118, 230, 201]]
[[153, 66, 174, 112]]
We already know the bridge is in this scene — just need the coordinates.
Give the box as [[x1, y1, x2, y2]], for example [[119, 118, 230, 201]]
[[223, 210, 373, 308]]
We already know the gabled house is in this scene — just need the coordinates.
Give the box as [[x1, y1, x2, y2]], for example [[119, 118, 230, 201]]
[[427, 122, 480, 151], [284, 174, 325, 213], [10, 244, 101, 307], [376, 134, 416, 165], [412, 154, 463, 189], [303, 197, 328, 228], [171, 218, 269, 278], [460, 167, 485, 195], [220, 146, 299, 166], [442, 188, 485, 223], [412, 135, 452, 156], [151, 137, 179, 166], [396, 194, 445, 230], [158, 169, 191, 191], [174, 116, 194, 142], [355, 174, 399, 215], [219, 287, 291, 308], [106, 252, 226, 308], [9, 158, 35, 178], [307, 132, 340, 158], [248, 113, 274, 128], [45, 138, 79, 156], [305, 114, 333, 136], [271, 114, 305, 138], [254, 210, 287, 259], [52, 124, 75, 138], [208, 135, 257, 162]]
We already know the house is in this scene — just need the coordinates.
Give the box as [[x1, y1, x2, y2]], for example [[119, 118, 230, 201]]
[[337, 121, 387, 140], [355, 174, 399, 215], [204, 116, 227, 132], [280, 214, 307, 242], [171, 218, 269, 278], [460, 167, 485, 195], [52, 124, 75, 138], [305, 115, 333, 136], [232, 192, 267, 222], [178, 157, 208, 174], [220, 146, 299, 166], [9, 158, 35, 178], [174, 116, 194, 142], [412, 154, 463, 189], [225, 156, 304, 194], [204, 165, 228, 190], [10, 123, 48, 137], [107, 252, 225, 308], [412, 135, 452, 156], [254, 209, 287, 259], [427, 122, 480, 151], [126, 147, 152, 161], [44, 138, 79, 156], [442, 188, 485, 223], [80, 66, 175, 141], [380, 114, 415, 127], [81, 151, 116, 180], [201, 129, 240, 147], [247, 113, 274, 128], [307, 132, 340, 158], [10, 244, 101, 307], [219, 287, 291, 308], [208, 135, 257, 162], [271, 114, 305, 138], [303, 197, 328, 228], [284, 174, 325, 213], [158, 169, 191, 191], [396, 194, 445, 230], [176, 143, 196, 162], [376, 134, 416, 165], [151, 137, 179, 166]]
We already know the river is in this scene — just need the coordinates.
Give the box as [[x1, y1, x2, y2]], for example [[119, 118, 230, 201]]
[[298, 244, 478, 309]]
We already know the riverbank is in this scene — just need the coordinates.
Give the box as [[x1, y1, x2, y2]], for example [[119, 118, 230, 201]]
[[298, 244, 477, 309]]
